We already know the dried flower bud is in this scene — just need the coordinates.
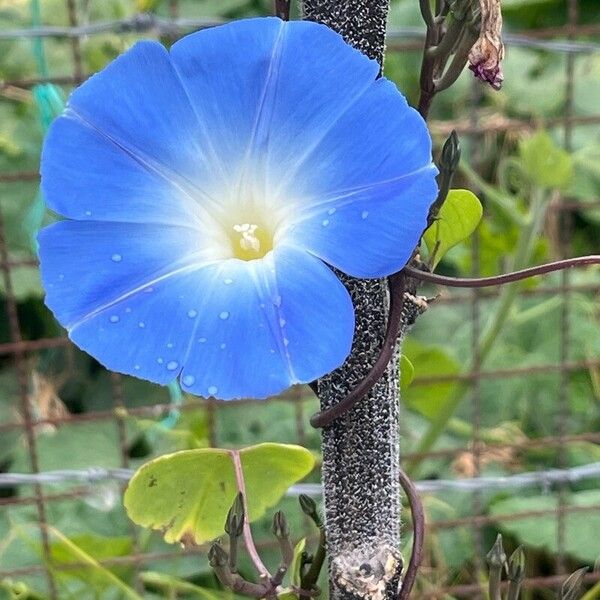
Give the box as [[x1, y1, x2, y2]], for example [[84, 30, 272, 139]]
[[468, 0, 504, 90]]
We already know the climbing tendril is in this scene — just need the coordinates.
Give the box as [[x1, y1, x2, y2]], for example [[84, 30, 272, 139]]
[[310, 255, 600, 428]]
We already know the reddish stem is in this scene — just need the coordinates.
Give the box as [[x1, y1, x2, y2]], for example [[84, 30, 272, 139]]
[[404, 255, 600, 288], [397, 468, 425, 600], [230, 450, 271, 581]]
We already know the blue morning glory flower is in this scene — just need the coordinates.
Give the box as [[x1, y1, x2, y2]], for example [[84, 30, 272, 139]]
[[38, 17, 437, 400]]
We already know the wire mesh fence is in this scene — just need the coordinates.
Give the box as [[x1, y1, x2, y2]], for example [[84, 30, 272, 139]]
[[0, 1, 599, 599]]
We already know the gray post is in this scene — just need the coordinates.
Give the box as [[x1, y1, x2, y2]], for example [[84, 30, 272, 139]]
[[302, 2, 421, 599]]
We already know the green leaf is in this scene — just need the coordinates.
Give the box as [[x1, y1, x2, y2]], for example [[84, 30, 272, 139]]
[[490, 490, 600, 563], [519, 130, 573, 190], [124, 443, 315, 545], [400, 355, 415, 391], [423, 189, 483, 268], [402, 339, 460, 420]]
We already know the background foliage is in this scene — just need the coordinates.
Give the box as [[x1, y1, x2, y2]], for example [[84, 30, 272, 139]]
[[0, 0, 598, 598]]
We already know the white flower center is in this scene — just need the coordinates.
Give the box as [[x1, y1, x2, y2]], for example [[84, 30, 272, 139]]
[[229, 220, 273, 260], [233, 223, 261, 254]]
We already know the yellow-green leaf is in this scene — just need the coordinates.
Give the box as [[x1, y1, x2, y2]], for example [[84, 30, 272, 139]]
[[423, 189, 483, 268], [124, 443, 314, 545]]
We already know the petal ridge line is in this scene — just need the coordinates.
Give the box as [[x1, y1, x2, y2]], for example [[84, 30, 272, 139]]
[[168, 52, 231, 188], [272, 80, 375, 197], [66, 257, 219, 332], [281, 163, 437, 229], [233, 21, 286, 205], [248, 257, 298, 385], [64, 108, 223, 223], [179, 263, 224, 378]]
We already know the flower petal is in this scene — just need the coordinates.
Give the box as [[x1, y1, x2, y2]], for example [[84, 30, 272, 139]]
[[42, 115, 204, 226], [169, 18, 379, 204], [42, 40, 225, 224], [177, 244, 355, 399], [38, 221, 221, 329], [284, 168, 438, 278], [40, 221, 353, 398], [281, 78, 438, 277]]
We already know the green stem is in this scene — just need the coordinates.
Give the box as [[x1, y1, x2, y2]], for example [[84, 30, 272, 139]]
[[427, 15, 465, 59], [407, 191, 548, 475]]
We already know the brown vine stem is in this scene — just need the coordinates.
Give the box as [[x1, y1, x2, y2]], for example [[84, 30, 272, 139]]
[[274, 0, 291, 20], [397, 468, 425, 600], [404, 255, 600, 288], [310, 255, 600, 428], [310, 273, 406, 428], [229, 450, 271, 581]]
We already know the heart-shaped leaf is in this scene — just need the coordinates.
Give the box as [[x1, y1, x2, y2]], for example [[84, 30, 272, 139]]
[[124, 443, 315, 544], [423, 189, 483, 268]]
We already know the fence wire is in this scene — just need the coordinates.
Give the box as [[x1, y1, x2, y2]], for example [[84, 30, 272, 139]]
[[0, 1, 599, 599], [1, 461, 600, 493]]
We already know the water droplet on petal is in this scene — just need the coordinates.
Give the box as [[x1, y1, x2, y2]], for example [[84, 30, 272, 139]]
[[134, 364, 140, 371], [84, 210, 92, 216], [283, 338, 290, 347], [220, 343, 226, 350], [270, 349, 276, 354], [219, 311, 230, 320], [166, 360, 178, 371], [157, 357, 164, 364], [187, 309, 197, 318], [279, 318, 286, 327], [58, 274, 65, 281], [361, 210, 369, 219], [109, 315, 119, 323], [111, 253, 122, 262], [328, 208, 336, 215], [322, 219, 329, 227], [138, 321, 146, 328], [273, 296, 282, 307], [198, 337, 207, 343], [182, 375, 195, 386], [223, 278, 233, 285], [166, 342, 174, 349], [208, 385, 218, 396]]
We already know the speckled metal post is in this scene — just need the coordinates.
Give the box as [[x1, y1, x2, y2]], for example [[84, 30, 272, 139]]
[[302, 2, 407, 599]]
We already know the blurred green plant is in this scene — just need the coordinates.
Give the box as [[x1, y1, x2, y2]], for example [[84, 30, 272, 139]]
[[0, 0, 598, 598]]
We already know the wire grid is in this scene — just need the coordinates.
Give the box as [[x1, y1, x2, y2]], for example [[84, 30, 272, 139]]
[[0, 1, 599, 598]]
